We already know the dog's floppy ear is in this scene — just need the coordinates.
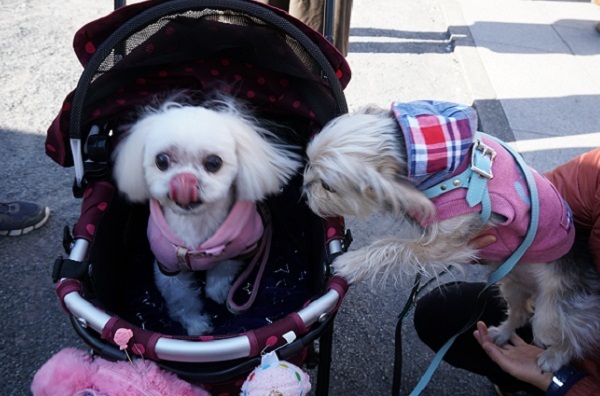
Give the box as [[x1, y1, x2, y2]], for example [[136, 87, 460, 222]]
[[226, 116, 301, 202], [389, 176, 436, 220], [111, 120, 152, 202]]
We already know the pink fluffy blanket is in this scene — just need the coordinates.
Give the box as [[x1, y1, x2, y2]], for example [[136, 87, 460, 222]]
[[31, 347, 210, 396]]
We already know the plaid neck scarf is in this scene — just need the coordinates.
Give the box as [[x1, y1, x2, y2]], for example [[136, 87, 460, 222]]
[[391, 101, 478, 190]]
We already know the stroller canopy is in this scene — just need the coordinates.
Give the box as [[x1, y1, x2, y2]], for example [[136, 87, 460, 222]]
[[45, 0, 351, 167]]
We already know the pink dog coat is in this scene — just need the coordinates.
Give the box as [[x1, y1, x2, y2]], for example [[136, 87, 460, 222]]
[[392, 101, 575, 263], [147, 199, 264, 274]]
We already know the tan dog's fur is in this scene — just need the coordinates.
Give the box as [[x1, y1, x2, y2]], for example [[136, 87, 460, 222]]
[[303, 105, 600, 371]]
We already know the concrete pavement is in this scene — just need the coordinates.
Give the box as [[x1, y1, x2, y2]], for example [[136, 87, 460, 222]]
[[1, 0, 600, 395], [446, 0, 600, 171]]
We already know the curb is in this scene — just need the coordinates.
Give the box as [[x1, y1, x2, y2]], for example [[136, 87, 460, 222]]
[[439, 0, 515, 142]]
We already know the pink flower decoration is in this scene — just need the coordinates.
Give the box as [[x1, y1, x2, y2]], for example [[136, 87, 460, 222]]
[[114, 328, 133, 350]]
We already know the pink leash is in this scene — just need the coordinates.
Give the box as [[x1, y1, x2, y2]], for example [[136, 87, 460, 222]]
[[226, 204, 272, 315]]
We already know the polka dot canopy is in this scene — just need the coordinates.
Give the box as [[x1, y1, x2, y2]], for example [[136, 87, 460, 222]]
[[45, 0, 350, 167]]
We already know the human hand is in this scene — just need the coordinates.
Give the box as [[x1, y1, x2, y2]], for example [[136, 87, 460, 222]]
[[473, 321, 553, 391]]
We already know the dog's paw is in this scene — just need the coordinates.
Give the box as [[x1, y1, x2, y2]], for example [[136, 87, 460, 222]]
[[487, 325, 512, 346], [205, 281, 229, 304], [205, 260, 243, 304], [182, 314, 213, 336], [331, 249, 368, 284], [537, 348, 569, 373]]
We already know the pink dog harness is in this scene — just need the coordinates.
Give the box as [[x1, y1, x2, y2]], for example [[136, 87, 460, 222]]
[[392, 101, 575, 263], [147, 199, 265, 274]]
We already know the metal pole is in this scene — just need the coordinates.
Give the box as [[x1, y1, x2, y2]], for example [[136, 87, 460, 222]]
[[323, 0, 335, 45]]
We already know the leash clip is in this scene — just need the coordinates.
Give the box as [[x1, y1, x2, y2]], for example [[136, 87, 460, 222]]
[[471, 138, 496, 179]]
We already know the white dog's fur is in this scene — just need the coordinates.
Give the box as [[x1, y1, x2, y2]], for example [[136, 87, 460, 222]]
[[112, 94, 301, 335], [303, 105, 600, 371]]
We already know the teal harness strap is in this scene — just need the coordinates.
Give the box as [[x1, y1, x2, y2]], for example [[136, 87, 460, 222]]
[[482, 134, 540, 285], [422, 168, 471, 198], [422, 135, 497, 224], [409, 134, 540, 396]]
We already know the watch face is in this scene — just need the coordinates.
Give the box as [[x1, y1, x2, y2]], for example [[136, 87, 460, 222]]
[[551, 375, 565, 387], [548, 365, 587, 394]]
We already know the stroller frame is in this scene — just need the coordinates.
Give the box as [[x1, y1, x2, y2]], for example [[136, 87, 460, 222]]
[[52, 0, 351, 394]]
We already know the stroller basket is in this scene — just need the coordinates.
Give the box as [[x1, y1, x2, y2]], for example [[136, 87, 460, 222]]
[[48, 0, 351, 393]]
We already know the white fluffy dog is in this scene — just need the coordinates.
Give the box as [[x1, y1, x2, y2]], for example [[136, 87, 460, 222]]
[[112, 94, 301, 335], [303, 100, 600, 371]]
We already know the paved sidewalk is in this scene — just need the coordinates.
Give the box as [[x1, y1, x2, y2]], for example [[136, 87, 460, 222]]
[[445, 0, 600, 171]]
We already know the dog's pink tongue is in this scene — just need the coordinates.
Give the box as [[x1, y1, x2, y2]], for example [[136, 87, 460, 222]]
[[170, 173, 198, 205]]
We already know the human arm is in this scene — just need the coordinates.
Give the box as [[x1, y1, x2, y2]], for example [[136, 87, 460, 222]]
[[470, 149, 600, 394], [474, 322, 600, 395], [473, 321, 553, 391], [544, 147, 600, 273]]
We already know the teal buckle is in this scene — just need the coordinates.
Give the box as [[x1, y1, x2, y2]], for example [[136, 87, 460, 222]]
[[471, 138, 496, 179], [466, 138, 496, 224]]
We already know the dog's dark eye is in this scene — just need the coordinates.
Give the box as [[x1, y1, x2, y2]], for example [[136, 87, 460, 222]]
[[155, 153, 171, 171], [321, 180, 335, 193], [204, 155, 223, 173]]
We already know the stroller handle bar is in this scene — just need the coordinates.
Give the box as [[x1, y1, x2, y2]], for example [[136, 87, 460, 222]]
[[59, 238, 345, 363]]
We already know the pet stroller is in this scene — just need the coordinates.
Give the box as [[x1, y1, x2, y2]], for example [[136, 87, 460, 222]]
[[46, 0, 352, 394]]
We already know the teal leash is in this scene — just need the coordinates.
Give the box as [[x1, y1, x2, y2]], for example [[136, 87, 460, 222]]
[[409, 133, 540, 396]]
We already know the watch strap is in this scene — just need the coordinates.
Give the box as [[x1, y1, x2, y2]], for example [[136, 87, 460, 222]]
[[547, 365, 588, 396]]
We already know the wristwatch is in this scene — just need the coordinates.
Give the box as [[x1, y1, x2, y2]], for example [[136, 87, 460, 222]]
[[546, 365, 588, 396]]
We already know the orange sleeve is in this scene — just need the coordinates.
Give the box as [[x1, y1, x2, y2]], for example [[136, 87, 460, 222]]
[[545, 149, 600, 394], [566, 376, 600, 395], [544, 148, 600, 272]]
